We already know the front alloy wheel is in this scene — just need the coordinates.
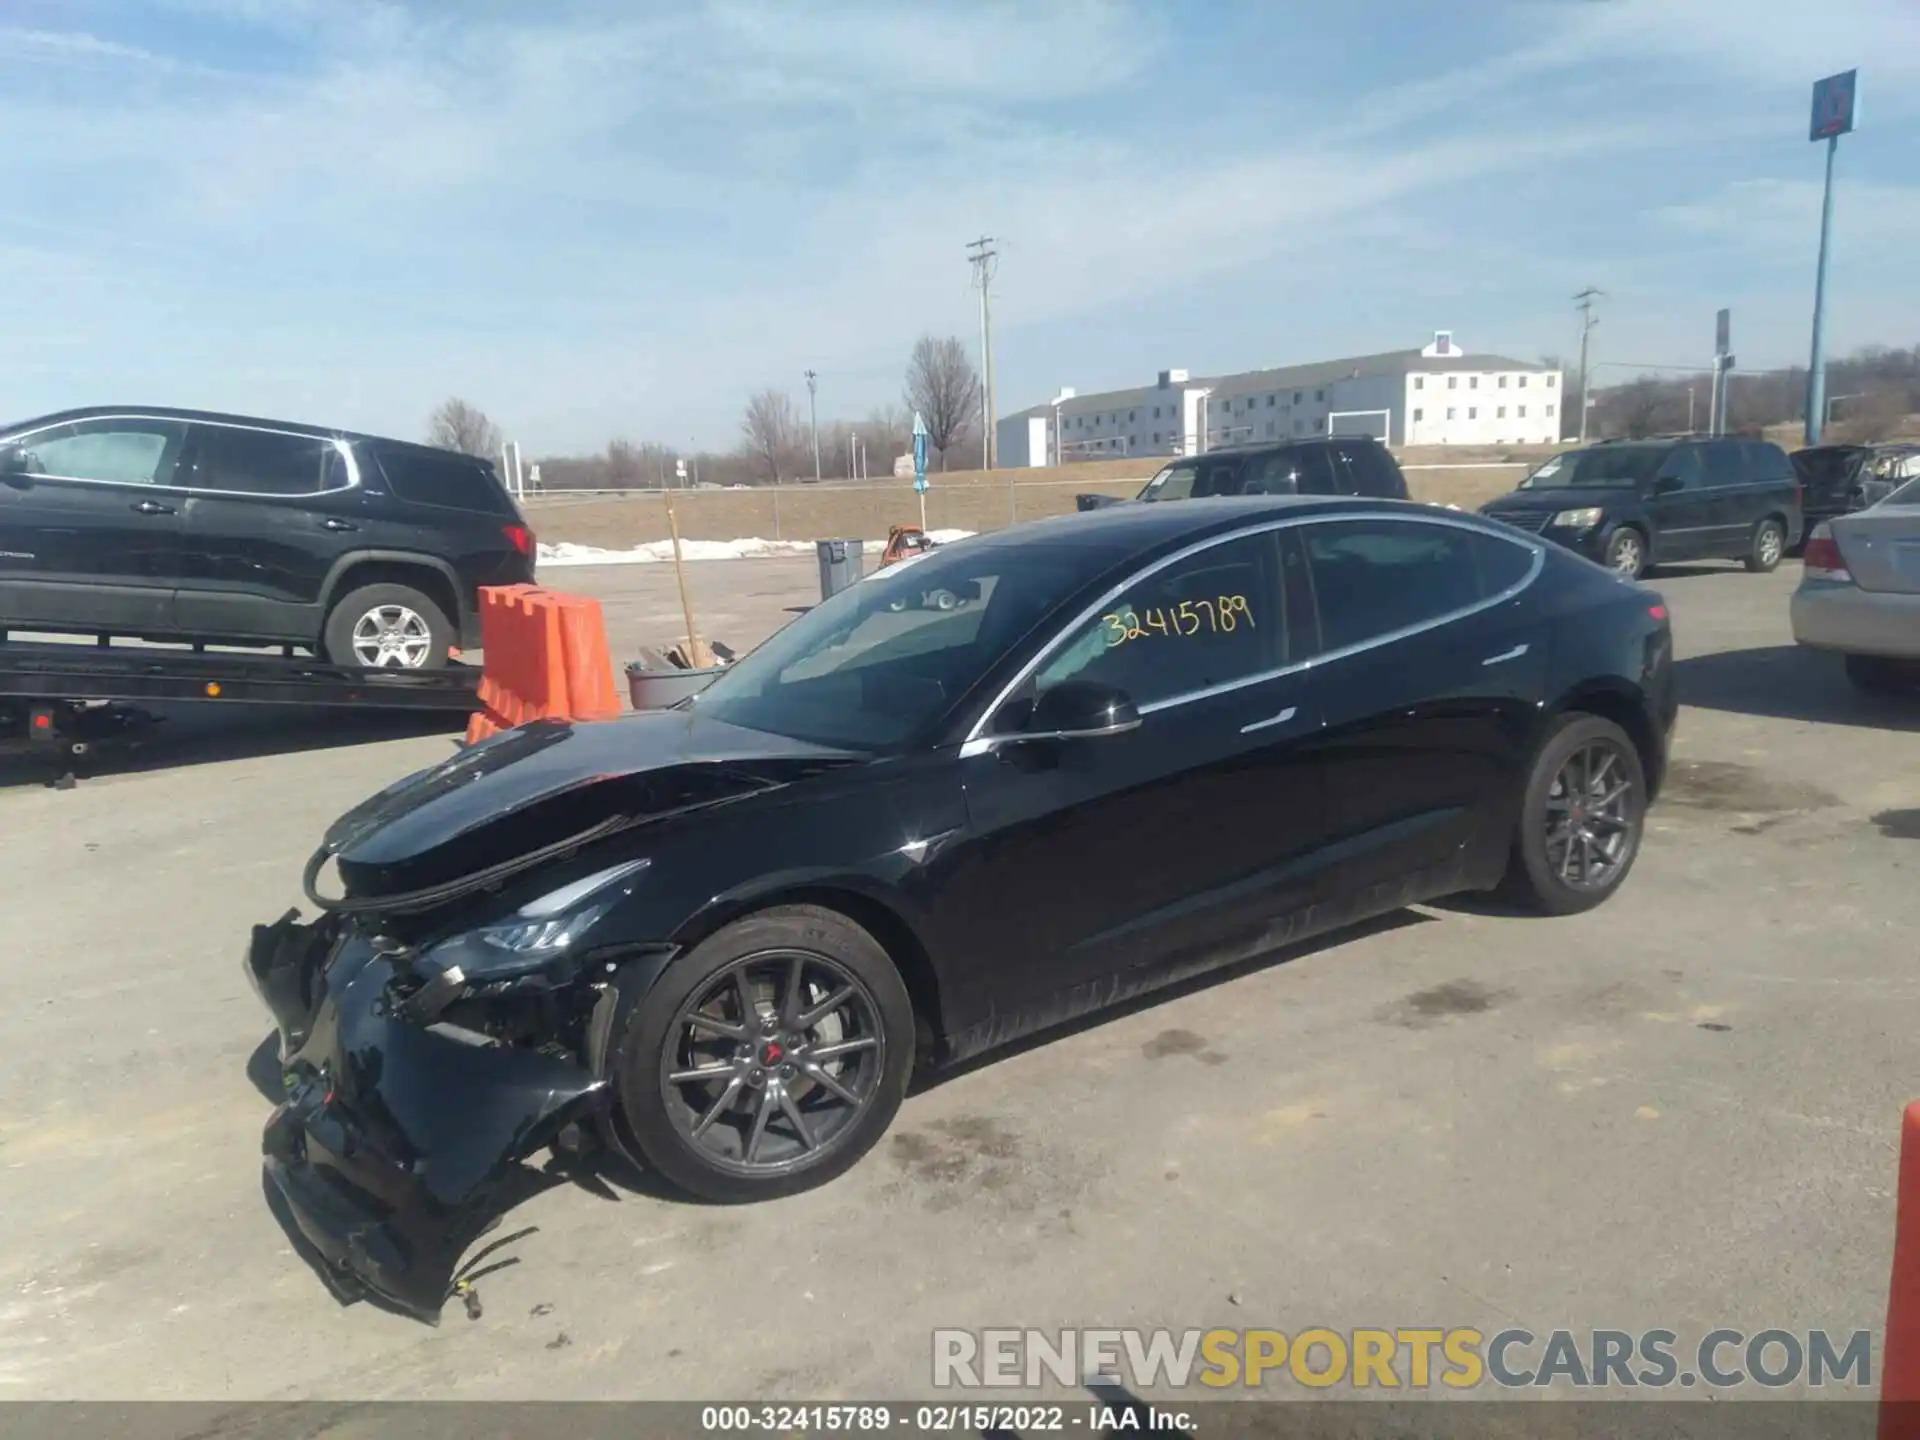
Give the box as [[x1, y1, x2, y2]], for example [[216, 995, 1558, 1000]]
[[661, 951, 886, 1175], [1603, 528, 1645, 579], [609, 905, 914, 1202]]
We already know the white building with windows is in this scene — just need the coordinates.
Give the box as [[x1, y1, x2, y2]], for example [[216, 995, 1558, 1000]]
[[996, 333, 1563, 467]]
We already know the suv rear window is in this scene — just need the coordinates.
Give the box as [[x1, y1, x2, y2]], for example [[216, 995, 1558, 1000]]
[[374, 445, 513, 514]]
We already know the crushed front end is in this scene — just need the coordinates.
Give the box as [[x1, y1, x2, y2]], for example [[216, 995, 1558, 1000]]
[[246, 906, 616, 1323]]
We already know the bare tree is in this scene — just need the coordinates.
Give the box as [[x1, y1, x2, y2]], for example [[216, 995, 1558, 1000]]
[[740, 389, 800, 483], [904, 334, 980, 470], [427, 397, 503, 458]]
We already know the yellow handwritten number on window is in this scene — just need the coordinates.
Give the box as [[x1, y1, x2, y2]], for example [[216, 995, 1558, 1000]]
[[1100, 595, 1253, 647]]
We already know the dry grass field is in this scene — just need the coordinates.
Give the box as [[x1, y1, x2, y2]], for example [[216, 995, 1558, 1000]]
[[525, 446, 1565, 550]]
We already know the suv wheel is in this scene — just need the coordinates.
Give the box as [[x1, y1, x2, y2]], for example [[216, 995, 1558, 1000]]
[[1745, 518, 1786, 573], [323, 583, 452, 670], [1603, 527, 1645, 579]]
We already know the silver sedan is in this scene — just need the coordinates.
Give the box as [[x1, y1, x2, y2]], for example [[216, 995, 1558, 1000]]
[[1791, 475, 1920, 693]]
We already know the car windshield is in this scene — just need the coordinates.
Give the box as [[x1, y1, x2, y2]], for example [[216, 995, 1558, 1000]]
[[689, 537, 1104, 750], [1138, 463, 1199, 501], [1519, 446, 1666, 489]]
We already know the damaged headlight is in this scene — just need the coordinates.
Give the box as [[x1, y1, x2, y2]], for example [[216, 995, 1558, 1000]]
[[401, 858, 651, 1020]]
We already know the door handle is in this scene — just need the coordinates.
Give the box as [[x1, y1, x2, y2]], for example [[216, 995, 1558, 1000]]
[[1240, 705, 1297, 735], [322, 518, 358, 531], [130, 499, 175, 515], [1481, 643, 1530, 667]]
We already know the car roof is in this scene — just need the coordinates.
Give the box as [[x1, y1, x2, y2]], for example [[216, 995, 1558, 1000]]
[[1160, 436, 1376, 461], [973, 495, 1477, 559], [0, 404, 479, 463]]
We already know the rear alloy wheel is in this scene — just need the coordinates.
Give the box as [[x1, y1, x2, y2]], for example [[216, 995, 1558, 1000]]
[[1504, 713, 1647, 916], [323, 582, 453, 670], [1603, 527, 1645, 579], [1745, 518, 1786, 573], [610, 905, 914, 1203]]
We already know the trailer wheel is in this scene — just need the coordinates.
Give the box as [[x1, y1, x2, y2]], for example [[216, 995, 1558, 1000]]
[[323, 584, 453, 670]]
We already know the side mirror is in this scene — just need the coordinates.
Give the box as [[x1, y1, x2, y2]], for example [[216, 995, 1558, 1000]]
[[1651, 474, 1684, 495], [0, 445, 29, 480], [1022, 680, 1141, 742]]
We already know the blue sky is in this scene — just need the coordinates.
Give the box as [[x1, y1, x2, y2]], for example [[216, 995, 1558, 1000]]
[[2, 0, 1916, 454]]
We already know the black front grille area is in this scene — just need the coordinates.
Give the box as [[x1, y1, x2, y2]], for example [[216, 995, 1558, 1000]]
[[1489, 510, 1555, 535]]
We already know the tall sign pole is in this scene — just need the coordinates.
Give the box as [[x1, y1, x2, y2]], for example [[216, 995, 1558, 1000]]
[[1709, 308, 1733, 437], [1805, 69, 1858, 446]]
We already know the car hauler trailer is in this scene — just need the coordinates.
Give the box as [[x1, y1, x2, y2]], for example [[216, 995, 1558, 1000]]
[[0, 636, 479, 769]]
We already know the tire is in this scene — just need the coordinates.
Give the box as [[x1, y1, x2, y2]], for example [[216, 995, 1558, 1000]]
[[1602, 527, 1646, 579], [1502, 713, 1648, 916], [608, 904, 915, 1203], [1744, 517, 1786, 573], [1845, 654, 1920, 695], [321, 582, 453, 670]]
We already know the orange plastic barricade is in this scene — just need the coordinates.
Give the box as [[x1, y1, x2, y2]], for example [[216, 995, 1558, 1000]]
[[1883, 1102, 1920, 1439], [463, 584, 624, 744], [550, 592, 621, 722]]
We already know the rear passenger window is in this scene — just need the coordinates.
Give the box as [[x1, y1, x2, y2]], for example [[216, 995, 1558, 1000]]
[[192, 425, 336, 495], [1303, 520, 1487, 654], [1742, 442, 1793, 483], [1336, 441, 1403, 498], [1469, 531, 1537, 595], [378, 447, 509, 513]]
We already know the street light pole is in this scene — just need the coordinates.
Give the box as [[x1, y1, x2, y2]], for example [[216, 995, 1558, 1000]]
[[804, 369, 822, 484]]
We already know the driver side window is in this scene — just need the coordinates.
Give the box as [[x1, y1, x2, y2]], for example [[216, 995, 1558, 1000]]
[[1032, 531, 1285, 710], [1661, 447, 1704, 489]]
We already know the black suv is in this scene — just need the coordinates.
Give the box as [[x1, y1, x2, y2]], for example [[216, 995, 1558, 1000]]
[[1479, 435, 1802, 579], [1792, 443, 1920, 528], [1075, 436, 1409, 511], [0, 406, 535, 668]]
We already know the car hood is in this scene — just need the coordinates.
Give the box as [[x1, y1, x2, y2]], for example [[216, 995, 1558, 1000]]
[[1483, 487, 1628, 512], [319, 710, 865, 904]]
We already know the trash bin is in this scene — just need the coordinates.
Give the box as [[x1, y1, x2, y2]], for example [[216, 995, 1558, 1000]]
[[816, 539, 863, 602], [626, 662, 723, 710]]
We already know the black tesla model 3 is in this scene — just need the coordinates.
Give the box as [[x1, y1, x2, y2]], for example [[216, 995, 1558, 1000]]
[[248, 495, 1676, 1319]]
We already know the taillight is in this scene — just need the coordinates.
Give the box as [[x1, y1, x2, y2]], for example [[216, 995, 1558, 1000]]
[[1647, 604, 1668, 621], [1802, 525, 1852, 583], [502, 523, 534, 557]]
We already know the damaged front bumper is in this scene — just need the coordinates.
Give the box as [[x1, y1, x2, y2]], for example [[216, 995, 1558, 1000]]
[[245, 911, 609, 1323]]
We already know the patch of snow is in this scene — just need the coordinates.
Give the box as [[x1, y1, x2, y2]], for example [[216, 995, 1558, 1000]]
[[538, 530, 976, 568]]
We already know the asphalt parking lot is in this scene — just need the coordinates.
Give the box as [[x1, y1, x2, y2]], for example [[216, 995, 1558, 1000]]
[[2, 553, 1917, 1403]]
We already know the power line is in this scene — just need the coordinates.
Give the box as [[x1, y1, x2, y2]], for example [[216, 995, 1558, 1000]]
[[966, 236, 999, 469]]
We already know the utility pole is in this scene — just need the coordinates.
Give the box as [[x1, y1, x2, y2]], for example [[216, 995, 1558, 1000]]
[[804, 369, 822, 484], [1574, 288, 1602, 444], [966, 236, 999, 470]]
